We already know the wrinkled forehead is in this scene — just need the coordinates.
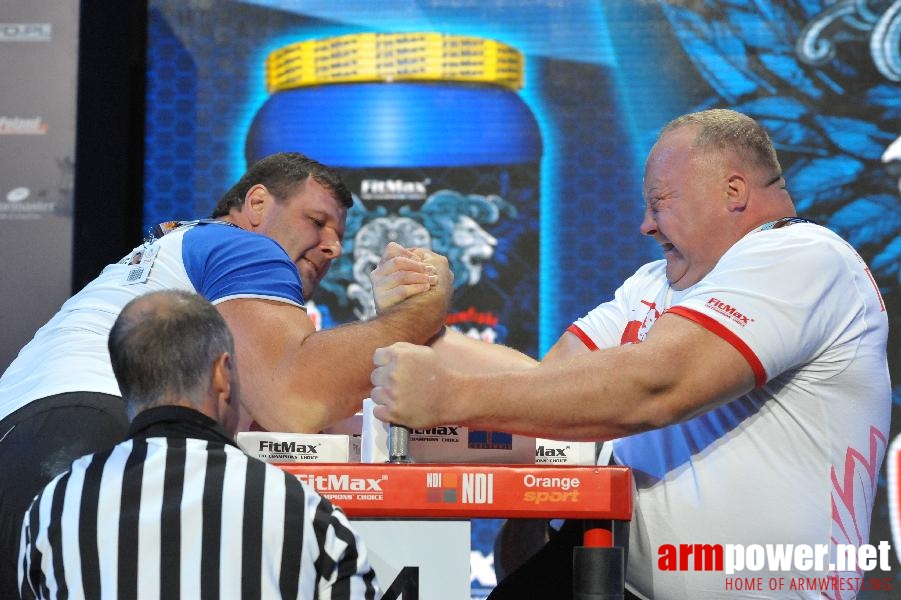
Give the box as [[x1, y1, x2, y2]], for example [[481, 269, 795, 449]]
[[289, 179, 347, 212], [643, 130, 698, 188], [648, 126, 699, 164]]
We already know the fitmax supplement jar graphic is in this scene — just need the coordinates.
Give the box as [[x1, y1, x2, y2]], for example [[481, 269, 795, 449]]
[[246, 32, 542, 355]]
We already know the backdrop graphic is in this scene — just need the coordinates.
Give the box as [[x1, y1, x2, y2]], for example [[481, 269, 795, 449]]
[[245, 30, 544, 354], [144, 1, 900, 597]]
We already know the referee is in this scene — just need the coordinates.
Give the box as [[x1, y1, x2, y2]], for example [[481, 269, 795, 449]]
[[18, 290, 379, 599]]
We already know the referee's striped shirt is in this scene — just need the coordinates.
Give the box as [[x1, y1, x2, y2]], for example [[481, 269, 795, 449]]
[[18, 407, 379, 599]]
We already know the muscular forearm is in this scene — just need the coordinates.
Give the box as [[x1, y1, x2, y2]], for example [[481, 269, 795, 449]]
[[372, 314, 756, 440], [449, 344, 673, 440], [220, 279, 449, 434], [308, 303, 444, 423], [265, 292, 447, 432], [431, 327, 537, 373], [455, 332, 755, 440]]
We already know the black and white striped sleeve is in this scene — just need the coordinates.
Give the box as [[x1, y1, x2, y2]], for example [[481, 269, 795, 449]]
[[319, 502, 379, 600], [277, 468, 379, 600], [19, 494, 40, 599]]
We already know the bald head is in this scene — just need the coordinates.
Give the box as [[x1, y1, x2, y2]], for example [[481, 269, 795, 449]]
[[109, 291, 235, 420]]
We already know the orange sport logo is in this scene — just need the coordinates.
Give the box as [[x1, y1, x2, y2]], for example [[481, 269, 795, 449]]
[[521, 473, 582, 504]]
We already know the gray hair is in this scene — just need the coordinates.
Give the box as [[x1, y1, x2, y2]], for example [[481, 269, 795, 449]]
[[660, 108, 782, 176], [108, 290, 234, 416]]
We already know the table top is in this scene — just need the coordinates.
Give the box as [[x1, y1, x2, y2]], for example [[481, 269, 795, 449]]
[[277, 463, 632, 520]]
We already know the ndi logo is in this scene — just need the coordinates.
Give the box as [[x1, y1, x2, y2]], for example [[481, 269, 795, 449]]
[[462, 473, 494, 504], [425, 471, 494, 504]]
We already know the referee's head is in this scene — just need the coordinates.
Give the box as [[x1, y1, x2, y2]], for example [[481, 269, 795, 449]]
[[108, 290, 239, 432]]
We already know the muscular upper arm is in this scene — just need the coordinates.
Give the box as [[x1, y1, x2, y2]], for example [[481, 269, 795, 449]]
[[215, 298, 318, 430], [542, 331, 594, 364], [632, 312, 756, 426], [534, 316, 754, 432], [440, 312, 758, 441], [217, 273, 453, 433]]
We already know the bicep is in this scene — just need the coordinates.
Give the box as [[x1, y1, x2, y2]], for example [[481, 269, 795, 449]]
[[637, 312, 756, 422], [216, 297, 315, 355], [542, 331, 594, 364], [215, 298, 316, 423]]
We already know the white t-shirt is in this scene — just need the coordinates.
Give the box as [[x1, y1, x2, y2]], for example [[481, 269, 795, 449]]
[[0, 221, 304, 420], [569, 222, 891, 599]]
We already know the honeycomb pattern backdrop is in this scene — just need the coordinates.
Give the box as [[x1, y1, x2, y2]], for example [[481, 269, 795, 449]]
[[143, 9, 196, 227]]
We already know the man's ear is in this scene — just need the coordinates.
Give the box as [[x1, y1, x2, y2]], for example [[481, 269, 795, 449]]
[[244, 184, 269, 227], [211, 351, 239, 433], [725, 172, 750, 212], [210, 352, 231, 401]]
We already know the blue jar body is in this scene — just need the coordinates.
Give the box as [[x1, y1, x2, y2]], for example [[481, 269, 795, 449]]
[[246, 80, 543, 355], [247, 82, 541, 167]]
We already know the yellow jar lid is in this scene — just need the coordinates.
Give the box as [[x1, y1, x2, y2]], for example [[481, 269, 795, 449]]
[[265, 32, 525, 92]]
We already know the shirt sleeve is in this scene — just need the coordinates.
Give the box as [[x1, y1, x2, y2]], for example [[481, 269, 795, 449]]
[[18, 505, 37, 600], [305, 494, 381, 600], [568, 261, 666, 351], [668, 226, 863, 387], [181, 223, 305, 307], [313, 498, 380, 599]]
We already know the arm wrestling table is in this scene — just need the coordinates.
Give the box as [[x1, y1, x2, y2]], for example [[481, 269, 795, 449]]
[[277, 461, 632, 599]]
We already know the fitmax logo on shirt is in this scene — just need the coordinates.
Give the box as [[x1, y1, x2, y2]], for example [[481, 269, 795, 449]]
[[705, 297, 754, 327]]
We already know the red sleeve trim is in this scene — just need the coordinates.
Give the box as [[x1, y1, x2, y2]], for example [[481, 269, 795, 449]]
[[665, 306, 767, 388], [566, 324, 599, 351]]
